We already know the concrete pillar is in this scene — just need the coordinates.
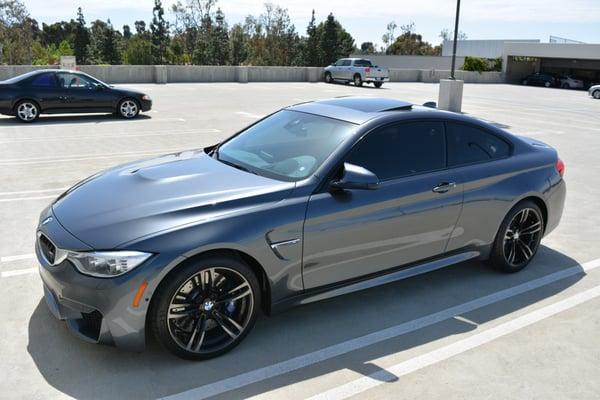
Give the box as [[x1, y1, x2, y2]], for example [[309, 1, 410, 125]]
[[236, 66, 248, 83], [154, 65, 167, 84], [438, 79, 464, 113]]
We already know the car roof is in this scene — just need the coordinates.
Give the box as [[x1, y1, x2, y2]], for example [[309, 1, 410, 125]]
[[287, 97, 446, 125]]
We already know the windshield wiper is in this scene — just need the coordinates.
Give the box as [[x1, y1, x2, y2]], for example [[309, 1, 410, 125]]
[[215, 156, 258, 175]]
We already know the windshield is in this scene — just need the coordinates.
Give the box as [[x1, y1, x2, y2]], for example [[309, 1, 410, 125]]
[[216, 110, 356, 181]]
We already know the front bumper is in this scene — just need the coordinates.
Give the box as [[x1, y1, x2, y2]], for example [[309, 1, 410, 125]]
[[140, 99, 152, 112], [35, 208, 159, 351]]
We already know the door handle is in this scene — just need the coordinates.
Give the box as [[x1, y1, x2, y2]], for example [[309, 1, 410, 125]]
[[432, 182, 456, 193]]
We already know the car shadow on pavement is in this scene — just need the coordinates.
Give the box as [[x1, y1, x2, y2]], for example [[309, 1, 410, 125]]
[[27, 246, 584, 400], [0, 114, 151, 126]]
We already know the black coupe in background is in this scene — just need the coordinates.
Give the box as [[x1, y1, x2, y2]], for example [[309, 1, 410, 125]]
[[0, 69, 152, 122]]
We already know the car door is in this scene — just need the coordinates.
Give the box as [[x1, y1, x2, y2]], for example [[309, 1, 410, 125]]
[[330, 59, 344, 80], [56, 72, 114, 112], [302, 121, 464, 289], [443, 122, 514, 253], [340, 59, 353, 80], [25, 72, 64, 112]]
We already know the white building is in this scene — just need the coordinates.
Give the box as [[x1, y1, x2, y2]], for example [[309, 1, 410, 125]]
[[442, 39, 540, 59]]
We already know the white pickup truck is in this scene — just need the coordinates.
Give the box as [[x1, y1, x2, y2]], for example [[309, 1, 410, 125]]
[[324, 58, 390, 88]]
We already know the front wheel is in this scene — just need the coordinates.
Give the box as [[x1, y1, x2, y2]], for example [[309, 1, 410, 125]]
[[489, 201, 544, 273], [374, 82, 383, 88], [15, 100, 40, 123], [593, 90, 600, 99], [151, 254, 261, 360], [353, 74, 363, 87], [324, 72, 333, 83], [561, 83, 569, 89], [544, 81, 551, 88], [118, 98, 140, 119]]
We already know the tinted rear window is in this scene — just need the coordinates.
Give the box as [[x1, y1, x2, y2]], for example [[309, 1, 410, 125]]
[[446, 123, 510, 166], [348, 122, 445, 180], [353, 59, 373, 67], [30, 73, 56, 88]]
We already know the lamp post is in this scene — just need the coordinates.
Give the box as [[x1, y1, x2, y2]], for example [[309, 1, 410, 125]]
[[438, 0, 464, 112], [449, 0, 461, 79]]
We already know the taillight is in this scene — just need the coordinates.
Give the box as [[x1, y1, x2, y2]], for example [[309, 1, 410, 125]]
[[556, 158, 565, 178], [365, 67, 370, 73]]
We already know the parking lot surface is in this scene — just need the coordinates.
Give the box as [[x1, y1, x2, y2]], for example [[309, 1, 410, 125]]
[[1, 82, 599, 400]]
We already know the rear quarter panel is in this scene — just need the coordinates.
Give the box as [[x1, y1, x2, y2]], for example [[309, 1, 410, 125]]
[[446, 146, 558, 255]]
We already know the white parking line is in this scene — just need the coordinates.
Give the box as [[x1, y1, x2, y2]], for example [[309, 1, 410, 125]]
[[0, 253, 35, 263], [1, 268, 37, 277], [0, 148, 186, 166], [0, 129, 219, 144], [308, 283, 600, 400], [0, 187, 69, 196], [235, 111, 265, 119], [159, 257, 600, 400], [0, 195, 59, 203]]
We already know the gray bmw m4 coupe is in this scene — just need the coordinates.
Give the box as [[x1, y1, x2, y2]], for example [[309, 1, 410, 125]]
[[36, 97, 566, 359]]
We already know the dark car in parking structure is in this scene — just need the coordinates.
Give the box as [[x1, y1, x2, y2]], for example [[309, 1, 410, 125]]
[[521, 72, 557, 88], [0, 69, 152, 122], [35, 97, 566, 359]]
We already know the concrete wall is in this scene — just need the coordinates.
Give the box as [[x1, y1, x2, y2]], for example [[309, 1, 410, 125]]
[[442, 39, 539, 58], [0, 65, 503, 84], [350, 54, 465, 70]]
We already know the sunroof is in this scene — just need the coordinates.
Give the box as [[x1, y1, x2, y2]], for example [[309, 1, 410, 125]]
[[317, 97, 412, 113]]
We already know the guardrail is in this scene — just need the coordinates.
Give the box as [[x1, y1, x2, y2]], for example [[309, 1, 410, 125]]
[[0, 65, 504, 84]]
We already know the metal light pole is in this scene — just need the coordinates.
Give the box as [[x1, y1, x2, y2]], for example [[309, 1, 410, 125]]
[[449, 0, 461, 79]]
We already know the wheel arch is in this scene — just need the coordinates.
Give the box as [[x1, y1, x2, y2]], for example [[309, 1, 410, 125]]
[[146, 248, 272, 331], [13, 98, 42, 113], [511, 195, 548, 234]]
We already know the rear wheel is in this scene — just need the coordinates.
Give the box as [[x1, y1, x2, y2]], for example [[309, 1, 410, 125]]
[[489, 201, 544, 273], [374, 82, 383, 88], [152, 254, 261, 360], [522, 79, 528, 85], [118, 98, 140, 119], [353, 74, 363, 87], [15, 100, 40, 123], [324, 72, 333, 83], [561, 82, 570, 89], [544, 81, 551, 88]]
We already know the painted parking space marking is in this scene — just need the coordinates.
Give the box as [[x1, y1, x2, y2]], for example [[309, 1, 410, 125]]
[[0, 253, 36, 263], [159, 257, 600, 400], [235, 111, 265, 119], [1, 268, 38, 278], [0, 195, 60, 203], [308, 283, 600, 400]]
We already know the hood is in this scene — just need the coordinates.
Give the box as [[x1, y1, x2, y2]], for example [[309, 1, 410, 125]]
[[52, 150, 295, 249], [112, 86, 146, 97]]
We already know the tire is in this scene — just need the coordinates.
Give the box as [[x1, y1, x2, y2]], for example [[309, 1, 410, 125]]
[[324, 72, 333, 83], [353, 74, 363, 87], [151, 254, 261, 360], [593, 90, 600, 99], [522, 80, 528, 86], [374, 82, 383, 88], [117, 98, 140, 119], [15, 100, 40, 123], [544, 81, 551, 88], [489, 200, 544, 273], [561, 83, 569, 89]]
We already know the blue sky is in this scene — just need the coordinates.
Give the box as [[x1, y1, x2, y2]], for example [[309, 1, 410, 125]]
[[23, 0, 600, 47]]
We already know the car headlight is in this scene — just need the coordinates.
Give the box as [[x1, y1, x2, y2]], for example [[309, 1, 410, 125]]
[[141, 94, 151, 101], [68, 251, 152, 277]]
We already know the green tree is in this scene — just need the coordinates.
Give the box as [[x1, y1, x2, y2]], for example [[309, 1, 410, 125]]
[[123, 24, 132, 40], [229, 23, 247, 65], [210, 8, 229, 65], [150, 0, 169, 64], [0, 0, 37, 64], [387, 23, 440, 55], [317, 13, 354, 66], [124, 36, 153, 64], [360, 42, 375, 54], [303, 9, 319, 66], [73, 7, 89, 64], [87, 19, 108, 63], [381, 21, 396, 52], [134, 20, 146, 35], [102, 19, 121, 64]]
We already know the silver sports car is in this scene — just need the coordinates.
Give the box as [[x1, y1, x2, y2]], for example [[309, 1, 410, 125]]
[[36, 97, 566, 359]]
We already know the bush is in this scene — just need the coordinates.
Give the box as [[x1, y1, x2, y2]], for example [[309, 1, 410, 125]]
[[462, 56, 502, 73]]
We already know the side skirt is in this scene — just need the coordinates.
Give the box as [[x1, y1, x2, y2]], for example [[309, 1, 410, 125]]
[[271, 251, 480, 314]]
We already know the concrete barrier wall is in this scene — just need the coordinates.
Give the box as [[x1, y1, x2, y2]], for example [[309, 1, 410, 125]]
[[0, 65, 503, 84]]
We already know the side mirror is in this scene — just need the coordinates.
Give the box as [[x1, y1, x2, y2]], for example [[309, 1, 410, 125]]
[[330, 163, 379, 191], [95, 84, 104, 91]]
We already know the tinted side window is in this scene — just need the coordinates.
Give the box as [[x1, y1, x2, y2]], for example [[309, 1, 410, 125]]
[[446, 123, 510, 166], [348, 122, 445, 180], [30, 73, 56, 88], [57, 73, 96, 89], [341, 60, 352, 66]]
